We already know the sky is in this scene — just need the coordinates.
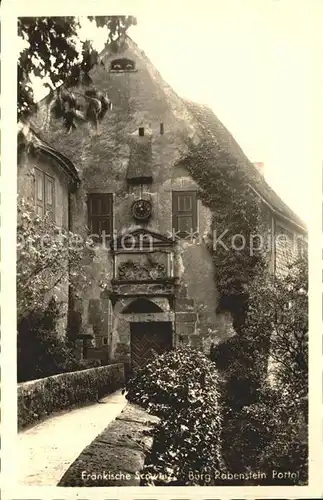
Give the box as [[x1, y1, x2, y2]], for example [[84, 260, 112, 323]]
[[30, 0, 322, 223]]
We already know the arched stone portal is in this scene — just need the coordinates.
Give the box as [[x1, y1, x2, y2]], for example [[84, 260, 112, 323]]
[[111, 297, 174, 370]]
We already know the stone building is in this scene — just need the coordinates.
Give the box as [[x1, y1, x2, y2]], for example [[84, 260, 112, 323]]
[[17, 123, 80, 337], [19, 36, 307, 369]]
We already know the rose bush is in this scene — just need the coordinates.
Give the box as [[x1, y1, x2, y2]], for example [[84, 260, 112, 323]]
[[17, 197, 96, 381]]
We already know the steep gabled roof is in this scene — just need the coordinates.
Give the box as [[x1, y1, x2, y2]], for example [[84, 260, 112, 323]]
[[184, 100, 306, 232]]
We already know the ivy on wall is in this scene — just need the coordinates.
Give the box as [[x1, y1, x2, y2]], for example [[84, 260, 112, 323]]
[[183, 139, 268, 327]]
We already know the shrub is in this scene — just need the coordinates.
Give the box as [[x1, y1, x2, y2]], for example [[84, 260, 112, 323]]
[[18, 298, 71, 381], [17, 198, 88, 322], [222, 387, 307, 485], [17, 298, 101, 382], [210, 334, 267, 410], [243, 257, 308, 397], [211, 257, 308, 485], [17, 198, 97, 381], [126, 345, 224, 485]]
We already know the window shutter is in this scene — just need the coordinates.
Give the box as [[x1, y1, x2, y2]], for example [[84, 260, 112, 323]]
[[45, 174, 55, 219], [88, 193, 113, 238], [35, 169, 44, 217], [172, 191, 197, 237], [34, 169, 55, 220]]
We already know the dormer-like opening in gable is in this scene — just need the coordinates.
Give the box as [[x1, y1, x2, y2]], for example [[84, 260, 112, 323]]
[[110, 58, 136, 72]]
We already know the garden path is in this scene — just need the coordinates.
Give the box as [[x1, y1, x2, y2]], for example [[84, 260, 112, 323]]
[[17, 389, 127, 486]]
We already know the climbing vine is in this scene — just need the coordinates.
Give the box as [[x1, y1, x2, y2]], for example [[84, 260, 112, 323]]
[[183, 139, 268, 326]]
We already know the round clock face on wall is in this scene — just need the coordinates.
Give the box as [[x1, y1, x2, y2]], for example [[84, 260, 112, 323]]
[[131, 199, 152, 221]]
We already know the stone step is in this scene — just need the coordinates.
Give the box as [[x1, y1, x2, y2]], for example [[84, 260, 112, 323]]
[[176, 323, 196, 335], [176, 286, 188, 298], [175, 312, 198, 323], [176, 298, 195, 312], [176, 298, 195, 307]]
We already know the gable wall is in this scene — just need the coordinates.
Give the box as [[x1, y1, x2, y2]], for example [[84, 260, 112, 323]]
[[28, 39, 305, 363], [30, 40, 236, 360]]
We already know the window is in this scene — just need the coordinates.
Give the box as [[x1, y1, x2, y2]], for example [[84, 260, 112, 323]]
[[110, 58, 136, 72], [34, 168, 55, 219], [172, 191, 197, 238], [87, 193, 113, 238]]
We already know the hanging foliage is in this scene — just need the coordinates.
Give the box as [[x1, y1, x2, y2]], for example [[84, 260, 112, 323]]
[[50, 86, 112, 132]]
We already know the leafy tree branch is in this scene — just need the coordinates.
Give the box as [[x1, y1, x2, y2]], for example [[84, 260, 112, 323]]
[[18, 16, 137, 122]]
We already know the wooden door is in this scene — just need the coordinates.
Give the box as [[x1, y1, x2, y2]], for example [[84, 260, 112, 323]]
[[130, 321, 172, 370]]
